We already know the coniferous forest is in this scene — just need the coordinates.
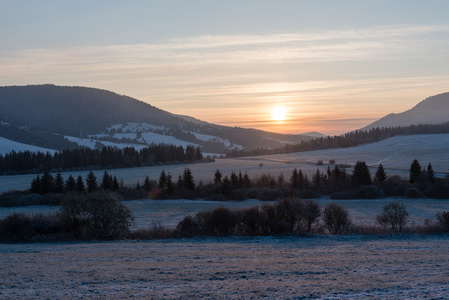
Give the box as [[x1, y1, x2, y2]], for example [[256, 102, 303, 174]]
[[0, 144, 205, 175]]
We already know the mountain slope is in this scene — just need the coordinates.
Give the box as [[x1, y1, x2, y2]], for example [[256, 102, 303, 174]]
[[363, 92, 449, 130], [0, 85, 313, 153]]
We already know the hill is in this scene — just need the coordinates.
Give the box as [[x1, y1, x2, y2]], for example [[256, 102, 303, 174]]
[[0, 85, 314, 154], [363, 92, 449, 130]]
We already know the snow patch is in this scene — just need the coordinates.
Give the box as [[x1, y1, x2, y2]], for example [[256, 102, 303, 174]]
[[0, 136, 57, 155]]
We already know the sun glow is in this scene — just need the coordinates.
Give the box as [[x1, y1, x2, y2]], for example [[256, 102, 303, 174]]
[[271, 106, 287, 121]]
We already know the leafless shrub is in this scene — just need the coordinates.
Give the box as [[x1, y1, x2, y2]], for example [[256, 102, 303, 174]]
[[322, 203, 352, 234], [436, 211, 449, 231], [376, 201, 408, 233]]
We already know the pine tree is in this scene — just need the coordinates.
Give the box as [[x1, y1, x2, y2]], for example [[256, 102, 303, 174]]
[[351, 161, 372, 186], [166, 173, 173, 195], [143, 176, 152, 191], [40, 170, 55, 194], [290, 168, 299, 189], [298, 169, 304, 189], [54, 172, 64, 193], [409, 159, 422, 184], [214, 169, 222, 187], [183, 168, 195, 191], [111, 176, 119, 191], [158, 170, 167, 189], [243, 173, 251, 189], [86, 171, 98, 193], [65, 175, 76, 191], [230, 171, 239, 189], [374, 164, 387, 184], [76, 175, 85, 193], [101, 171, 111, 190], [427, 163, 435, 184], [30, 175, 41, 194]]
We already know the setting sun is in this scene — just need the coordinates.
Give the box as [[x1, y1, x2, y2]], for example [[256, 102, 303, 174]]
[[271, 106, 287, 121]]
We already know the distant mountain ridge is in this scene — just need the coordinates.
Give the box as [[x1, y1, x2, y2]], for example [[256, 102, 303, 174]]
[[0, 85, 314, 154], [363, 92, 449, 130]]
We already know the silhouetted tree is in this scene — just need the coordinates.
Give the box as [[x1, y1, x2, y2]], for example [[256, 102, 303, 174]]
[[214, 169, 222, 187], [65, 175, 76, 192], [54, 173, 64, 193], [374, 164, 387, 184], [427, 163, 435, 184], [30, 175, 41, 194], [101, 171, 111, 190], [183, 168, 195, 191], [86, 171, 98, 193], [352, 161, 372, 186], [76, 175, 85, 193], [409, 159, 422, 184], [158, 170, 167, 189], [143, 176, 152, 191], [40, 171, 55, 194]]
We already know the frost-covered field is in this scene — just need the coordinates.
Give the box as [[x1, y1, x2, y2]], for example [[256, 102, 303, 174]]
[[1, 235, 449, 299], [1, 133, 448, 194]]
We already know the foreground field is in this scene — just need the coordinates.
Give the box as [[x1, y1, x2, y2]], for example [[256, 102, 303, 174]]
[[1, 236, 449, 299]]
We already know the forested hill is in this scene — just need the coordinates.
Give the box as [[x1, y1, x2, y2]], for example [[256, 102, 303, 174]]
[[0, 85, 178, 136], [0, 85, 313, 153]]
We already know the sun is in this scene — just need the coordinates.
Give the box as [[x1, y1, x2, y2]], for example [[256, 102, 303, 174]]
[[271, 106, 287, 121]]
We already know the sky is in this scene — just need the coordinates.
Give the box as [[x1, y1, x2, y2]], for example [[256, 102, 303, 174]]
[[1, 1, 448, 135]]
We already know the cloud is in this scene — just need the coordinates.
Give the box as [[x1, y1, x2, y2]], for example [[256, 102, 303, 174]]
[[1, 24, 448, 135]]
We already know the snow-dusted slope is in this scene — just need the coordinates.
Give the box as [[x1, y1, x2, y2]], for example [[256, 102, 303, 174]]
[[0, 136, 57, 155]]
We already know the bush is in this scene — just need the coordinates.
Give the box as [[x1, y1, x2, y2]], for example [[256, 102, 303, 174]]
[[176, 215, 199, 237], [322, 203, 351, 234], [355, 185, 384, 199], [376, 201, 409, 233], [59, 192, 134, 240], [196, 207, 237, 236], [0, 213, 66, 243], [436, 211, 449, 232], [404, 187, 423, 199]]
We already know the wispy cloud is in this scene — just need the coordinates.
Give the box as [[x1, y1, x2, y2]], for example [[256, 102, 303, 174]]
[[1, 24, 448, 134]]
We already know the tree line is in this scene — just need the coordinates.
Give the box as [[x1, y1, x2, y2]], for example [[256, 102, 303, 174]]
[[226, 122, 449, 158], [0, 144, 204, 175], [17, 158, 447, 205]]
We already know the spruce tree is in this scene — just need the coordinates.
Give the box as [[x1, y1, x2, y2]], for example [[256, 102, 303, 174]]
[[214, 169, 222, 187], [290, 168, 299, 189], [374, 164, 387, 184], [111, 176, 120, 191], [86, 171, 98, 193], [230, 171, 239, 189], [143, 176, 152, 191], [65, 175, 76, 191], [30, 175, 41, 194], [183, 168, 195, 191], [158, 170, 167, 189], [40, 170, 55, 194], [351, 161, 372, 186], [54, 173, 65, 193], [101, 171, 111, 190], [76, 175, 85, 193], [427, 163, 435, 184], [409, 159, 422, 184]]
